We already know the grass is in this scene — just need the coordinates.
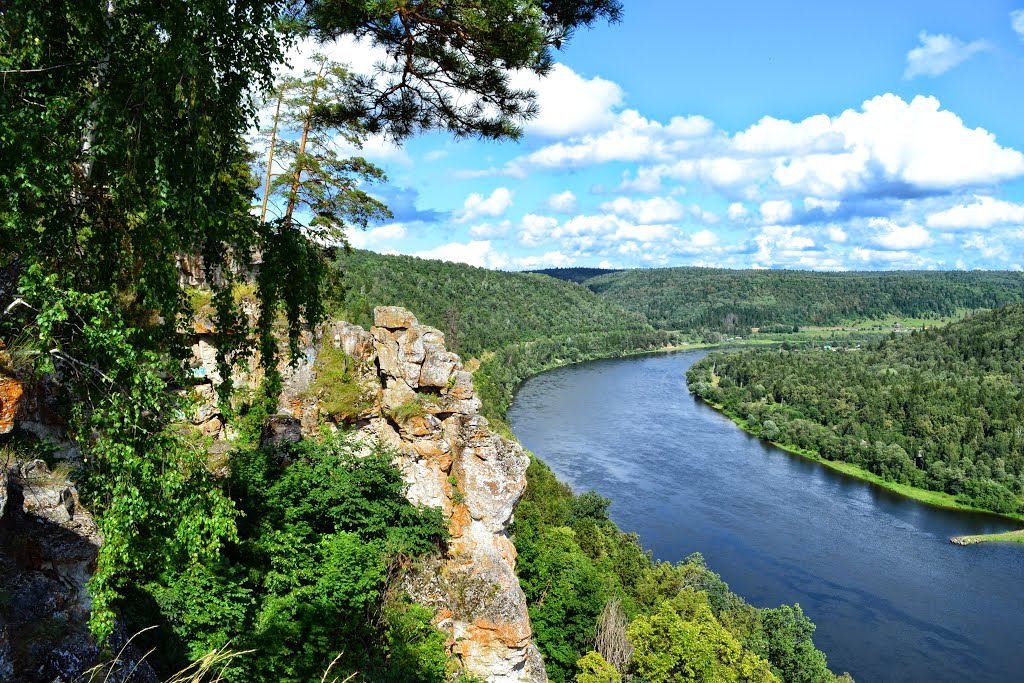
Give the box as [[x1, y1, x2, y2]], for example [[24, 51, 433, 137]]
[[950, 529, 1024, 545], [390, 399, 425, 422], [706, 399, 1024, 524], [309, 344, 375, 420]]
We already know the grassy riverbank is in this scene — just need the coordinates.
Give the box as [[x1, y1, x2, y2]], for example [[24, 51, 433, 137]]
[[701, 399, 1024, 530], [949, 529, 1024, 544]]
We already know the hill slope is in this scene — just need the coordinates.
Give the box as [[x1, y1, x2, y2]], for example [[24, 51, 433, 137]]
[[688, 305, 1024, 516], [333, 251, 653, 358], [582, 268, 1024, 331]]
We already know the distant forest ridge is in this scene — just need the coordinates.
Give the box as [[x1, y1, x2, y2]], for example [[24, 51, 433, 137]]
[[352, 252, 1024, 334], [331, 251, 656, 358], [564, 267, 1024, 331], [526, 267, 623, 283]]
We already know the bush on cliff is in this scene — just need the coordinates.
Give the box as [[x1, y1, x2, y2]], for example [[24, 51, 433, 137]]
[[122, 429, 450, 682]]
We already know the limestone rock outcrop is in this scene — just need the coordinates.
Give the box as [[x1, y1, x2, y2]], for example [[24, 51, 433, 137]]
[[299, 307, 546, 682], [179, 305, 546, 680]]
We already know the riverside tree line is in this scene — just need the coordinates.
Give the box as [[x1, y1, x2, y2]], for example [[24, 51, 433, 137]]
[[688, 305, 1024, 515]]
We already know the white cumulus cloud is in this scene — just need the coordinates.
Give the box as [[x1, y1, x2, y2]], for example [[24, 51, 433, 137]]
[[455, 187, 513, 223], [1013, 10, 1024, 41], [926, 196, 1024, 229], [546, 190, 579, 213], [512, 251, 575, 270], [507, 110, 715, 174], [869, 218, 933, 250], [689, 230, 720, 249], [511, 63, 623, 138], [772, 94, 1024, 197], [827, 225, 848, 243], [734, 114, 843, 155], [519, 214, 560, 246], [412, 240, 508, 269], [804, 197, 841, 214], [727, 203, 749, 220], [348, 223, 407, 249], [469, 220, 512, 238], [601, 196, 685, 223], [904, 31, 988, 79], [760, 200, 794, 224]]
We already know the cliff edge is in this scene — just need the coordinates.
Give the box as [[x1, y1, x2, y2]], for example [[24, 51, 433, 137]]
[[277, 307, 546, 682]]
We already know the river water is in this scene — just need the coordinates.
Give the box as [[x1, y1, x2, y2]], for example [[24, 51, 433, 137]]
[[507, 350, 1024, 683]]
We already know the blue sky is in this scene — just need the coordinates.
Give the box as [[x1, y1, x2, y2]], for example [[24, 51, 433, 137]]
[[277, 1, 1024, 271]]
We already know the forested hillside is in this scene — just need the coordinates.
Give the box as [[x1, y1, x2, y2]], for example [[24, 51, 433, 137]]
[[334, 251, 651, 357], [688, 305, 1024, 516], [582, 268, 1024, 331]]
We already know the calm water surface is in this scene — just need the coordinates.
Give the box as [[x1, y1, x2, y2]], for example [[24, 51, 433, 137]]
[[507, 350, 1024, 683]]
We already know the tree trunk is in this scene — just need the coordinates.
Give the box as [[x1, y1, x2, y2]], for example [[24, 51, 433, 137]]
[[284, 66, 324, 224], [80, 0, 116, 183], [260, 88, 284, 223]]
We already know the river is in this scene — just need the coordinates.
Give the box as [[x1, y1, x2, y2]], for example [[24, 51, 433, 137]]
[[507, 350, 1024, 682]]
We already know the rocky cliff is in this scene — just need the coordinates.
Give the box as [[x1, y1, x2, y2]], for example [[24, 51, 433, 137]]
[[1, 352, 154, 681], [266, 307, 547, 682], [0, 306, 546, 682]]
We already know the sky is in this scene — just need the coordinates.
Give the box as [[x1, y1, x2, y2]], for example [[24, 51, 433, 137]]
[[270, 1, 1024, 272]]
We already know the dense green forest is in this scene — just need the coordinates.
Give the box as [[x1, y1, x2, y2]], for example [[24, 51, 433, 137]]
[[527, 267, 623, 284], [687, 305, 1024, 516], [578, 268, 1024, 331], [333, 250, 652, 358]]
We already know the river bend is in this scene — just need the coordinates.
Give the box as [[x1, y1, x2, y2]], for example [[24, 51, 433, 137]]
[[508, 350, 1024, 683]]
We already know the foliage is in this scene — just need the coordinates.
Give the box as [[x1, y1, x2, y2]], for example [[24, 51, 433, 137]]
[[583, 268, 1024, 331], [575, 651, 621, 683], [626, 595, 779, 683], [390, 399, 426, 422], [756, 605, 833, 683], [301, 0, 623, 140], [308, 343, 375, 418], [124, 430, 449, 682], [689, 305, 1024, 515], [258, 54, 391, 243], [1, 273, 238, 641]]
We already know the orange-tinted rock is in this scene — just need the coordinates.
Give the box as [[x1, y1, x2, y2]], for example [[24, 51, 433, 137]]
[[374, 306, 418, 330], [193, 319, 216, 334], [0, 374, 23, 435]]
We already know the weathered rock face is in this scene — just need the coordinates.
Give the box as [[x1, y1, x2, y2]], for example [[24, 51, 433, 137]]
[[178, 305, 545, 680], [0, 459, 154, 682], [307, 307, 546, 683]]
